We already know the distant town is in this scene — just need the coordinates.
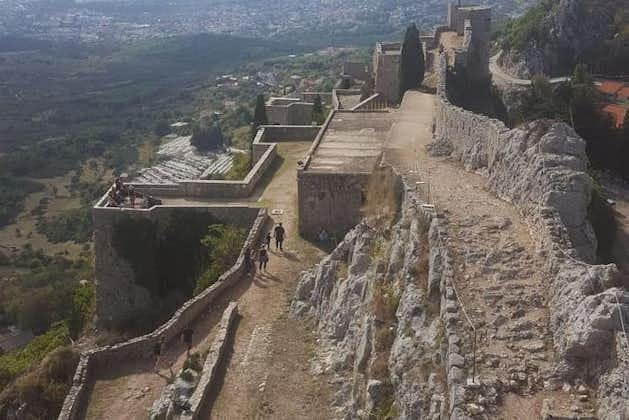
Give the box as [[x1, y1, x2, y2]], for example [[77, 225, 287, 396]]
[[0, 0, 535, 43]]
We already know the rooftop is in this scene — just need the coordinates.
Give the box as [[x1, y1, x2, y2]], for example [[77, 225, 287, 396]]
[[305, 111, 392, 174]]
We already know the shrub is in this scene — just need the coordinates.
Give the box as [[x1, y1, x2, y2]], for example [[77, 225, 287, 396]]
[[0, 345, 78, 419], [182, 352, 202, 372], [194, 224, 246, 294], [0, 322, 71, 392]]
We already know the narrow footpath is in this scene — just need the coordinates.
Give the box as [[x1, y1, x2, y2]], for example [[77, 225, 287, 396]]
[[206, 142, 332, 419], [83, 142, 332, 419], [387, 91, 583, 417]]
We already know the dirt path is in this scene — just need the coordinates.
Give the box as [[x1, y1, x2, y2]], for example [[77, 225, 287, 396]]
[[83, 142, 331, 419], [387, 91, 586, 417], [206, 143, 331, 419]]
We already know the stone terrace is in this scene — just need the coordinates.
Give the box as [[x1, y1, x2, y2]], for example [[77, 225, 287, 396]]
[[133, 135, 234, 184], [305, 111, 392, 174]]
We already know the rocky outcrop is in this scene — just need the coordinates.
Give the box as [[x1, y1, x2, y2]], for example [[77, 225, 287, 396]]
[[292, 222, 379, 418], [292, 174, 478, 418], [499, 0, 628, 77]]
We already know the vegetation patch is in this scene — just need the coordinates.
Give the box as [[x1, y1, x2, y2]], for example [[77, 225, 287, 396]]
[[112, 211, 221, 298], [36, 207, 92, 244], [0, 323, 72, 392], [194, 224, 247, 295], [0, 345, 79, 419]]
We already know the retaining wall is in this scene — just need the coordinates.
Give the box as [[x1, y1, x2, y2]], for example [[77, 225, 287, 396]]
[[59, 209, 268, 420]]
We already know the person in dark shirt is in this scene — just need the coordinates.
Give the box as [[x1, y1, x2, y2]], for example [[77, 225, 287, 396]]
[[244, 246, 254, 275], [274, 222, 285, 251], [258, 245, 269, 271], [182, 326, 194, 356]]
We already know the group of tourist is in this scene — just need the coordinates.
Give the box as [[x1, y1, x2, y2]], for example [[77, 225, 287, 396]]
[[105, 177, 162, 208], [152, 222, 288, 377], [244, 222, 286, 274]]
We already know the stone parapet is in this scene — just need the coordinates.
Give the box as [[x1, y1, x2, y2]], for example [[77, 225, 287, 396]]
[[180, 301, 238, 419]]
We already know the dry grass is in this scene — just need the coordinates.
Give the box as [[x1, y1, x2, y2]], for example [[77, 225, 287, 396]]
[[362, 166, 402, 228]]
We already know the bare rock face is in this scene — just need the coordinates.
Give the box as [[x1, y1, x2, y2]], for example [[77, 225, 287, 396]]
[[499, 0, 625, 77], [291, 222, 377, 417], [488, 120, 596, 261]]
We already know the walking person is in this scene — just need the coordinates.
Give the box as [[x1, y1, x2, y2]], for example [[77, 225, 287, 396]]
[[182, 325, 194, 356], [265, 232, 272, 249], [258, 245, 269, 272], [274, 222, 285, 251], [244, 246, 254, 275]]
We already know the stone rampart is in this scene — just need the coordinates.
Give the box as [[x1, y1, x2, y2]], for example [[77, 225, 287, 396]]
[[434, 52, 629, 418], [93, 204, 260, 327], [58, 209, 267, 420], [266, 98, 314, 125], [297, 171, 369, 240], [300, 92, 332, 106]]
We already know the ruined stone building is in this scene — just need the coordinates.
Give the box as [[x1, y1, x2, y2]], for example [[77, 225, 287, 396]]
[[371, 2, 492, 102], [372, 42, 402, 104]]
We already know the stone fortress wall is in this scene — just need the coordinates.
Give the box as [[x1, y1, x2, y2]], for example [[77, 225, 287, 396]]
[[372, 2, 491, 102], [266, 97, 315, 125], [433, 51, 629, 418], [93, 204, 261, 327], [372, 41, 402, 104], [59, 209, 267, 420]]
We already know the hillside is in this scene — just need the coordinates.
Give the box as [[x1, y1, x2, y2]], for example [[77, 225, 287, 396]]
[[497, 0, 629, 77]]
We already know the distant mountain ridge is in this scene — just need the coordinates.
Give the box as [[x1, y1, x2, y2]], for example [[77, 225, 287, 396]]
[[497, 0, 629, 77]]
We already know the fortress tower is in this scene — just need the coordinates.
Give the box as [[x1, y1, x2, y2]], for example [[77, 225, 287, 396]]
[[447, 2, 491, 80]]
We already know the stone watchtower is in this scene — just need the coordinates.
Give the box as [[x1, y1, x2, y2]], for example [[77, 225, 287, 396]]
[[447, 2, 491, 80]]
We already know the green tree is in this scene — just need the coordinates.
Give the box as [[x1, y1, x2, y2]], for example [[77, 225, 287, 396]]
[[398, 23, 425, 100], [191, 120, 224, 151], [312, 94, 325, 124], [195, 224, 246, 294], [253, 94, 268, 127]]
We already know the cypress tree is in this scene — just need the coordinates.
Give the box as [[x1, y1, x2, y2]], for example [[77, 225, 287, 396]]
[[398, 23, 425, 100], [253, 94, 268, 127], [312, 94, 325, 124]]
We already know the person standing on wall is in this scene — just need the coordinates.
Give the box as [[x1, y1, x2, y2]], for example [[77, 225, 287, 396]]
[[274, 222, 285, 251]]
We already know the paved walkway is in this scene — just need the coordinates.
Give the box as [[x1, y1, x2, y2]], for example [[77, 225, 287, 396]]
[[83, 142, 332, 419]]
